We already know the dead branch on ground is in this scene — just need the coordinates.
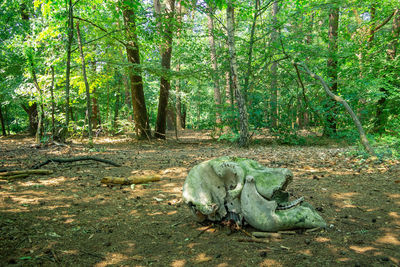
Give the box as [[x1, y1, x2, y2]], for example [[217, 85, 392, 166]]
[[32, 156, 121, 169]]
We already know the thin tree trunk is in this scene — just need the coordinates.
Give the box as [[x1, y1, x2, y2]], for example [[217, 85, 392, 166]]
[[243, 0, 259, 104], [227, 0, 249, 147], [50, 66, 55, 139], [28, 56, 43, 145], [76, 21, 93, 145], [299, 62, 375, 156], [0, 103, 6, 136], [122, 3, 151, 140], [175, 0, 183, 132], [113, 87, 120, 129], [207, 3, 222, 125], [154, 0, 175, 139], [270, 1, 279, 129], [64, 0, 73, 136], [324, 7, 339, 136]]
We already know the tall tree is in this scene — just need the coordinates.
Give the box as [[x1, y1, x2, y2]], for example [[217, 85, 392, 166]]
[[270, 1, 279, 129], [76, 21, 93, 145], [227, 0, 249, 147], [324, 6, 339, 136], [64, 0, 74, 138], [206, 3, 222, 125], [154, 0, 175, 139], [121, 1, 151, 139], [175, 0, 183, 131]]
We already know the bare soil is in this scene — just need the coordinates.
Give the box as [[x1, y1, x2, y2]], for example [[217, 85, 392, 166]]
[[1, 130, 399, 267]]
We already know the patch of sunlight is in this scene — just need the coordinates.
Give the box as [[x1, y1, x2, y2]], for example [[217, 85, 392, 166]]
[[194, 252, 212, 263], [171, 259, 186, 267], [129, 210, 139, 215], [187, 243, 197, 249], [94, 252, 129, 267], [167, 210, 177, 215], [337, 257, 351, 262], [331, 192, 359, 208], [349, 245, 377, 253], [216, 263, 229, 267], [39, 176, 69, 186], [147, 211, 163, 216], [389, 212, 399, 218], [332, 192, 359, 200], [299, 249, 313, 256], [260, 259, 283, 267], [315, 237, 331, 243], [376, 233, 400, 245], [387, 193, 400, 199], [61, 249, 79, 255]]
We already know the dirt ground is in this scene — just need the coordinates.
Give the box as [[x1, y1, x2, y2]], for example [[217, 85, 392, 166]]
[[1, 130, 399, 267]]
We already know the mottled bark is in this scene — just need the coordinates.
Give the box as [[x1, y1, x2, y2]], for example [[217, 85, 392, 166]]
[[227, 0, 249, 147], [122, 4, 151, 139], [76, 21, 93, 144], [324, 7, 339, 136], [154, 0, 175, 139]]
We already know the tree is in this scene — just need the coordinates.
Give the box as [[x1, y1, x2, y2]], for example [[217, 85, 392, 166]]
[[154, 0, 176, 139], [76, 21, 93, 145], [226, 0, 249, 147], [206, 3, 222, 125], [270, 1, 279, 129], [324, 6, 339, 136], [121, 1, 151, 139]]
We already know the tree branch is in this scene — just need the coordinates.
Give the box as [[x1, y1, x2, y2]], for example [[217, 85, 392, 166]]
[[73, 16, 127, 46], [373, 9, 398, 33], [296, 62, 376, 156]]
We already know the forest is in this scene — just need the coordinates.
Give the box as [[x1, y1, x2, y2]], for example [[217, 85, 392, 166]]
[[1, 0, 400, 266]]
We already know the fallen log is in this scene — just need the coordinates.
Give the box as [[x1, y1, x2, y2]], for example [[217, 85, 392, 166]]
[[32, 156, 121, 169], [0, 169, 53, 177], [101, 175, 161, 185]]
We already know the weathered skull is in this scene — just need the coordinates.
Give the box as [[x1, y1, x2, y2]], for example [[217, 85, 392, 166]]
[[182, 156, 326, 232]]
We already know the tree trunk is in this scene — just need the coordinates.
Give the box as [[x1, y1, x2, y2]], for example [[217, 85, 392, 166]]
[[113, 87, 120, 129], [27, 54, 44, 145], [50, 66, 55, 139], [122, 4, 151, 140], [324, 7, 339, 136], [270, 1, 279, 129], [154, 0, 175, 139], [175, 0, 183, 132], [0, 102, 6, 136], [64, 0, 73, 135], [21, 103, 38, 136], [243, 0, 260, 104], [374, 9, 399, 133], [76, 21, 93, 145], [207, 3, 222, 125], [227, 0, 249, 147]]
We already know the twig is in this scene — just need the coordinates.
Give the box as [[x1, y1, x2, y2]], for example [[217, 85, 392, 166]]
[[237, 238, 270, 244]]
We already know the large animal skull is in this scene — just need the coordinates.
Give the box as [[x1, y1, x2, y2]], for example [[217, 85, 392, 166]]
[[182, 156, 326, 232]]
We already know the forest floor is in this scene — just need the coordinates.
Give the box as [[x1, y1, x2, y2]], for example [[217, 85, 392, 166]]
[[0, 130, 399, 267]]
